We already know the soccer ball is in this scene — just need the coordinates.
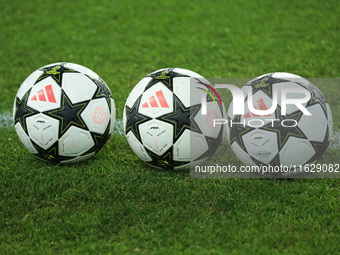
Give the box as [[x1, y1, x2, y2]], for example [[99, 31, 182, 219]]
[[13, 62, 116, 163], [123, 68, 224, 170], [226, 72, 332, 173]]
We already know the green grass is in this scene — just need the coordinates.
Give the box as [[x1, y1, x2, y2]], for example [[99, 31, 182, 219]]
[[0, 0, 339, 254]]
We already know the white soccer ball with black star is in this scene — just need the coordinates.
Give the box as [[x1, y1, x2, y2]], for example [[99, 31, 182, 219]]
[[13, 62, 116, 163], [226, 72, 332, 173], [123, 68, 224, 170]]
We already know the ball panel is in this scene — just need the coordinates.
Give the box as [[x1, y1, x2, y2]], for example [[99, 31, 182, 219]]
[[64, 63, 100, 80], [27, 78, 62, 111], [138, 83, 173, 118], [242, 129, 279, 164], [139, 119, 173, 156], [126, 131, 152, 162], [173, 129, 191, 161], [242, 90, 276, 121], [58, 126, 95, 157], [173, 77, 191, 107], [125, 77, 152, 108], [298, 104, 328, 143], [272, 81, 309, 115], [279, 137, 315, 166], [122, 106, 127, 134], [62, 73, 98, 103], [26, 113, 59, 150], [189, 131, 210, 161], [195, 101, 223, 139], [81, 98, 110, 135]]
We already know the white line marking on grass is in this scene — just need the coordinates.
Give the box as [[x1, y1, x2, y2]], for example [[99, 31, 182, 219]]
[[330, 131, 340, 149], [113, 118, 124, 136], [0, 111, 13, 128]]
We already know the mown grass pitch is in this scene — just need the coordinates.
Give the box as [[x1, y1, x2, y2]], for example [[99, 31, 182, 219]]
[[0, 0, 339, 254]]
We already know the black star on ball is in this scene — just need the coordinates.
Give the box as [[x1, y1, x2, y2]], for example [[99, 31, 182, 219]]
[[305, 83, 328, 117], [145, 147, 187, 170], [246, 74, 287, 99], [145, 147, 174, 169], [31, 140, 73, 163], [87, 75, 113, 110], [35, 63, 79, 87], [262, 106, 307, 150], [229, 115, 254, 152], [156, 94, 202, 144], [44, 91, 88, 136], [14, 89, 39, 134], [144, 68, 189, 92], [125, 95, 152, 143]]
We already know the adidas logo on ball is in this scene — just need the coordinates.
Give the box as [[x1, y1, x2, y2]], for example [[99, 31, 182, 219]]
[[30, 84, 56, 103], [141, 90, 169, 108]]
